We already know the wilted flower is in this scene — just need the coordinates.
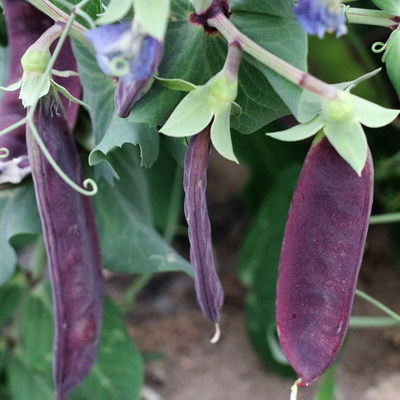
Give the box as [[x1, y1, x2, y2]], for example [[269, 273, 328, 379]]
[[294, 0, 347, 38], [85, 22, 164, 118]]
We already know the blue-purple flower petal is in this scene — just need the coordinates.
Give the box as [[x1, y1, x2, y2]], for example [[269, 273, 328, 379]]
[[295, 0, 347, 38]]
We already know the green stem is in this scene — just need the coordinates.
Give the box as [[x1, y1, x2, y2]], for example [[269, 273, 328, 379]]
[[356, 289, 400, 324], [349, 316, 400, 328], [344, 7, 398, 29], [370, 212, 400, 224], [208, 13, 339, 101], [121, 273, 153, 311], [27, 0, 88, 43]]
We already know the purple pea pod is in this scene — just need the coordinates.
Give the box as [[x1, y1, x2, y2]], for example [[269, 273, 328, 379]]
[[26, 92, 104, 400], [276, 136, 373, 386], [184, 128, 224, 327]]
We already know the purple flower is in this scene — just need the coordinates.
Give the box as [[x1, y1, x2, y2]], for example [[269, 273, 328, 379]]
[[85, 22, 164, 118], [294, 0, 347, 38]]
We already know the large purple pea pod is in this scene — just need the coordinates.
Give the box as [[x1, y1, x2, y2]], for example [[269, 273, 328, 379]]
[[0, 0, 53, 161], [26, 93, 104, 400], [276, 135, 373, 386], [184, 128, 224, 325]]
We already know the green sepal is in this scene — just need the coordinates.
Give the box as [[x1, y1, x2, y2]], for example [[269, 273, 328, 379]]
[[154, 76, 197, 92], [133, 0, 170, 40], [51, 69, 80, 78], [96, 0, 133, 24], [323, 119, 367, 177], [21, 49, 51, 74], [159, 87, 213, 137], [50, 79, 91, 110], [371, 0, 400, 15], [211, 105, 238, 163], [266, 115, 324, 142], [19, 72, 50, 107], [0, 80, 22, 92], [352, 94, 399, 128]]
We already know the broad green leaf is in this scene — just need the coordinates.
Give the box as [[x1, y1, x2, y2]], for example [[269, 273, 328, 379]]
[[0, 273, 24, 327], [71, 299, 143, 400], [96, 0, 132, 24], [160, 87, 214, 137], [314, 367, 336, 400], [230, 0, 295, 18], [0, 45, 9, 102], [72, 40, 159, 173], [266, 115, 323, 142], [210, 105, 238, 163], [231, 12, 308, 121], [0, 186, 41, 286], [133, 0, 170, 40], [155, 76, 197, 92], [323, 119, 367, 176], [92, 144, 193, 275], [89, 113, 159, 172], [18, 284, 54, 369], [352, 95, 399, 128], [371, 0, 400, 15], [7, 356, 53, 400]]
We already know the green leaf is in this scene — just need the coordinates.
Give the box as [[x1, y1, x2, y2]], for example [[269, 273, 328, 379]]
[[71, 299, 143, 400], [231, 12, 308, 121], [92, 144, 193, 275], [210, 105, 238, 163], [266, 115, 323, 142], [96, 0, 132, 24], [0, 186, 41, 286], [0, 273, 24, 327], [72, 40, 159, 174], [18, 284, 54, 369], [160, 87, 214, 137], [89, 114, 159, 173], [7, 356, 53, 400], [133, 0, 170, 40], [352, 94, 399, 128], [314, 367, 336, 400], [230, 0, 295, 18], [323, 119, 367, 176], [371, 0, 400, 15], [241, 165, 299, 374]]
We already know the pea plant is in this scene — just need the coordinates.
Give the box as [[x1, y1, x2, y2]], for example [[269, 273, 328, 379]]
[[1, 0, 400, 399]]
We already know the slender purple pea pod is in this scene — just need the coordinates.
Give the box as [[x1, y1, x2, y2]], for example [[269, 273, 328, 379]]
[[276, 135, 373, 389], [26, 91, 104, 400], [184, 127, 224, 341]]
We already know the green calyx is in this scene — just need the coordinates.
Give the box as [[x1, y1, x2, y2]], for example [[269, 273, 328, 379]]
[[21, 49, 51, 74], [322, 91, 355, 122], [207, 75, 238, 113]]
